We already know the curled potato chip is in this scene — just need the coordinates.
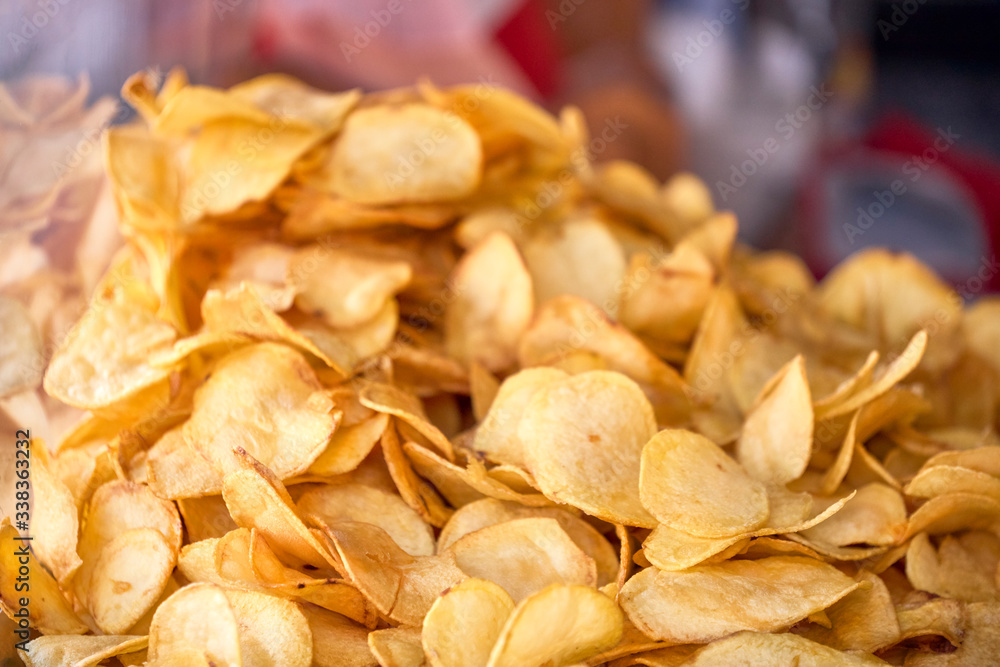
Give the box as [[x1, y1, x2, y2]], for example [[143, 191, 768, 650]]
[[422, 578, 514, 667], [906, 531, 1000, 602], [519, 296, 691, 425], [359, 382, 453, 460], [290, 246, 412, 329], [184, 342, 339, 479], [75, 480, 182, 617], [640, 429, 769, 538], [619, 556, 859, 643], [472, 367, 568, 468], [523, 216, 627, 315], [147, 426, 224, 499], [519, 370, 658, 526], [486, 583, 624, 667], [619, 241, 714, 344], [89, 527, 177, 634], [437, 498, 619, 586], [30, 445, 83, 583], [800, 483, 907, 548], [19, 635, 147, 667], [368, 627, 425, 667], [324, 521, 467, 627], [147, 583, 242, 666], [684, 631, 886, 666], [905, 464, 1000, 501], [796, 569, 901, 652], [446, 231, 533, 372], [735, 355, 813, 485], [224, 588, 313, 667], [222, 454, 338, 570], [297, 483, 435, 557], [324, 103, 482, 205], [447, 518, 597, 602], [43, 297, 176, 410]]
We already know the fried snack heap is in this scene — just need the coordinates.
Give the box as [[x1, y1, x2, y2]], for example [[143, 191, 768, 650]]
[[3, 69, 1000, 666]]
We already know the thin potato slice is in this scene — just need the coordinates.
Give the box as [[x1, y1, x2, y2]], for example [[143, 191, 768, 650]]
[[519, 371, 658, 527], [422, 578, 514, 667], [184, 342, 339, 479], [447, 518, 597, 602], [223, 589, 313, 667], [640, 429, 769, 538], [486, 583, 624, 667], [619, 557, 859, 643], [685, 631, 886, 666], [324, 104, 482, 205], [446, 231, 533, 372], [735, 355, 813, 485], [19, 635, 147, 667], [90, 527, 177, 634], [297, 483, 435, 557], [147, 583, 242, 667]]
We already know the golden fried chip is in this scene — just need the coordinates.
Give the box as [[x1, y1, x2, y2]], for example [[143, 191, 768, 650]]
[[147, 583, 242, 666], [422, 578, 514, 667], [486, 583, 623, 667], [184, 342, 339, 479], [684, 631, 886, 666], [735, 355, 813, 485], [446, 231, 533, 372], [324, 104, 482, 205], [297, 483, 435, 557], [619, 556, 859, 643], [519, 371, 658, 527], [447, 518, 597, 602], [640, 429, 768, 537], [19, 635, 147, 667]]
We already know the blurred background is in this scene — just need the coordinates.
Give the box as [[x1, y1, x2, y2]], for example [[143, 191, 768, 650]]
[[2, 0, 999, 290]]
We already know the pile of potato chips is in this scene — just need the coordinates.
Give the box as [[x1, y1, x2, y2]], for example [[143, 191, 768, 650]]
[[2, 68, 1000, 666]]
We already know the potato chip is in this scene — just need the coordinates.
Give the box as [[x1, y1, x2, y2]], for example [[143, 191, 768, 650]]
[[43, 297, 176, 410], [472, 367, 568, 468], [906, 531, 1000, 602], [368, 627, 425, 667], [640, 429, 768, 537], [447, 518, 597, 602], [299, 605, 377, 667], [735, 355, 813, 485], [29, 445, 82, 583], [436, 498, 619, 586], [184, 342, 339, 479], [223, 588, 313, 667], [222, 453, 339, 570], [290, 246, 412, 329], [19, 635, 147, 667], [323, 521, 467, 627], [297, 483, 435, 557], [519, 296, 690, 425], [619, 556, 859, 643], [359, 382, 453, 460], [800, 483, 907, 548], [89, 527, 176, 634], [523, 216, 626, 315], [147, 583, 242, 666], [421, 578, 514, 667], [323, 104, 482, 205], [486, 583, 623, 667], [446, 231, 533, 372], [519, 371, 658, 527], [683, 631, 886, 665]]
